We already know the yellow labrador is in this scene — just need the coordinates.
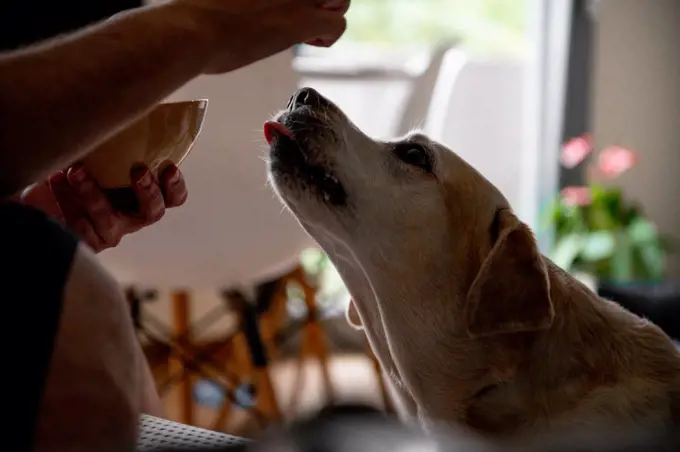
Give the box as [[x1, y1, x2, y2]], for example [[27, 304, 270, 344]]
[[264, 87, 680, 446]]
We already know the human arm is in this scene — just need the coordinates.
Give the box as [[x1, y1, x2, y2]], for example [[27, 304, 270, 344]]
[[0, 0, 348, 196], [0, 1, 212, 196]]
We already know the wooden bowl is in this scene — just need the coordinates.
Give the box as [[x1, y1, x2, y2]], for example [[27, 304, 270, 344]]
[[82, 99, 208, 213]]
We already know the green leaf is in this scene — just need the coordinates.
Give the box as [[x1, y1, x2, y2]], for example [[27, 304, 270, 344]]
[[610, 234, 634, 283], [628, 217, 657, 244], [551, 233, 584, 270], [636, 242, 664, 281], [589, 184, 604, 200], [299, 248, 328, 275], [581, 231, 616, 261], [539, 197, 560, 230], [588, 206, 611, 230], [587, 186, 625, 229], [622, 203, 642, 225]]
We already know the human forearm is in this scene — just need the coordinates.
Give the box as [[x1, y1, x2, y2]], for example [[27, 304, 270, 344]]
[[0, 1, 214, 196]]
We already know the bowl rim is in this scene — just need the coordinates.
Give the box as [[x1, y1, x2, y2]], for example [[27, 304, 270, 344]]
[[159, 99, 208, 168], [155, 99, 209, 107], [149, 98, 209, 167]]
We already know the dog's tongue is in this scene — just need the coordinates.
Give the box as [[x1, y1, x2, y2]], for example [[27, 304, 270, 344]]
[[264, 121, 294, 145]]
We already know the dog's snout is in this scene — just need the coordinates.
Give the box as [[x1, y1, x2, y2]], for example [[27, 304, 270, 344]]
[[290, 87, 327, 110]]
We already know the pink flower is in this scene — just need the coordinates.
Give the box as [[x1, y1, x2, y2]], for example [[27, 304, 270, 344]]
[[560, 186, 592, 206], [598, 145, 638, 179], [560, 134, 593, 168]]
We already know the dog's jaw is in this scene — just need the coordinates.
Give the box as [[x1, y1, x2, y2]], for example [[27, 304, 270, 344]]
[[266, 113, 348, 217]]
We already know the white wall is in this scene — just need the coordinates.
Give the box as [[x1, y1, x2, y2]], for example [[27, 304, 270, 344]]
[[591, 0, 680, 277]]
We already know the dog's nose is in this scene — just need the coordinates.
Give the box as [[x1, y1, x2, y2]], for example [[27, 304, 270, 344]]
[[289, 87, 327, 110]]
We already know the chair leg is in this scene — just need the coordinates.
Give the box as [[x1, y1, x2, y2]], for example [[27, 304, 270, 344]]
[[286, 344, 308, 415], [170, 290, 194, 425], [254, 366, 281, 422], [299, 273, 335, 405], [311, 321, 335, 405], [212, 333, 251, 432], [226, 290, 283, 426], [242, 304, 282, 422]]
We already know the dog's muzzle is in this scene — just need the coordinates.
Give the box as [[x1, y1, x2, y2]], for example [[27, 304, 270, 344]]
[[286, 87, 331, 111], [266, 88, 347, 207]]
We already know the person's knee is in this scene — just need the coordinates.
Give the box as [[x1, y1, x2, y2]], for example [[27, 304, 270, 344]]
[[35, 244, 142, 451]]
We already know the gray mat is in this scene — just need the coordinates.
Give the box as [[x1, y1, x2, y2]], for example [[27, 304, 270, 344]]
[[138, 415, 248, 451]]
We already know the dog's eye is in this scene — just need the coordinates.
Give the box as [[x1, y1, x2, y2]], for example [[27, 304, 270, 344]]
[[394, 143, 433, 172]]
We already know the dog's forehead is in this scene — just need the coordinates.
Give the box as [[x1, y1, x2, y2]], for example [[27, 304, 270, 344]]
[[399, 132, 459, 158], [399, 131, 433, 145], [390, 132, 479, 185], [377, 131, 486, 189]]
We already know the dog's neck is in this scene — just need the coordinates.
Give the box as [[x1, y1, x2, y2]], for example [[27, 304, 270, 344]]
[[349, 233, 490, 418], [313, 207, 680, 439], [351, 246, 680, 438]]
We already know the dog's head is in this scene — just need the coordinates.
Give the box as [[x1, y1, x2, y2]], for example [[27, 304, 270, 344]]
[[266, 88, 553, 398]]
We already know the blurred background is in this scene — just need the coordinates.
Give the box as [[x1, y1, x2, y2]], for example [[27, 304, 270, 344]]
[[73, 0, 680, 437]]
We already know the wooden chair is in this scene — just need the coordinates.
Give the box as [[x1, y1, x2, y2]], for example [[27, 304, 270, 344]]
[[133, 262, 395, 434]]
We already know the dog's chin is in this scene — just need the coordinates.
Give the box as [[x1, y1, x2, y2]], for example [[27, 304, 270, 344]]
[[267, 123, 347, 211]]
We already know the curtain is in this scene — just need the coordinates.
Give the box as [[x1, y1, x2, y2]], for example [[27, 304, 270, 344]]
[[559, 0, 596, 188], [520, 0, 576, 252]]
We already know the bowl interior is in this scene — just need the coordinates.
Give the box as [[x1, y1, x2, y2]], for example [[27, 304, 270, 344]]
[[82, 99, 208, 190]]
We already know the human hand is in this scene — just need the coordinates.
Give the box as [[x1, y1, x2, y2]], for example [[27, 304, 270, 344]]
[[21, 163, 188, 253], [169, 0, 350, 74]]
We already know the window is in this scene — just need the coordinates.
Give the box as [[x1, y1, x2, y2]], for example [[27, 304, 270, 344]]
[[304, 0, 529, 58]]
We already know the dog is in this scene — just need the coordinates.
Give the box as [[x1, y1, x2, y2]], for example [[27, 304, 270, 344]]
[[263, 87, 680, 447]]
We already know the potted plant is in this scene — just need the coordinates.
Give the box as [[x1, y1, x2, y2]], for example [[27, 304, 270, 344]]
[[543, 134, 673, 290]]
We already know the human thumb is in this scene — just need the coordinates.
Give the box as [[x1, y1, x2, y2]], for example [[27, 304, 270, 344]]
[[300, 8, 348, 48]]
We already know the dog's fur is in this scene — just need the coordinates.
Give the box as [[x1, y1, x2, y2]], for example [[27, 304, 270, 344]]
[[265, 87, 680, 445]]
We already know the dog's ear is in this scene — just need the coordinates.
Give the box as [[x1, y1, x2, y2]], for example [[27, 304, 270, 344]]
[[465, 209, 554, 338], [346, 299, 363, 330]]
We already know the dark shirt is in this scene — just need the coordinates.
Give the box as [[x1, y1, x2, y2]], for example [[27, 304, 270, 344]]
[[1, 202, 78, 450], [0, 1, 142, 52]]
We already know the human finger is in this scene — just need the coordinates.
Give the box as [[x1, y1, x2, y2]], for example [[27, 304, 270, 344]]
[[159, 164, 188, 208], [67, 164, 125, 247], [130, 164, 166, 224]]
